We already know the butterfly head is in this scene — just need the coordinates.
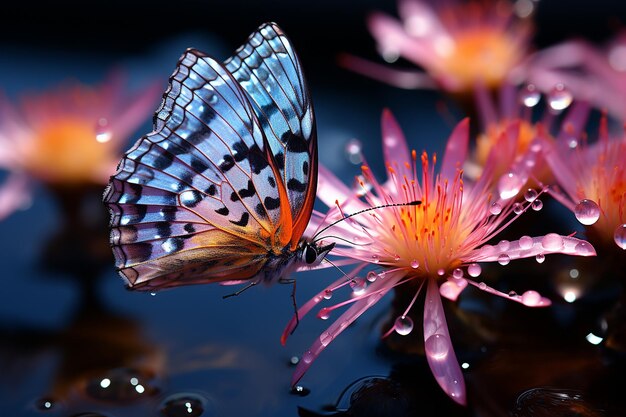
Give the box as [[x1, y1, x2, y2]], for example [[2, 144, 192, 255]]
[[299, 241, 335, 267]]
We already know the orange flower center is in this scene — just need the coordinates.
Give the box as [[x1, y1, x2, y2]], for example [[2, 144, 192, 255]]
[[24, 117, 115, 184]]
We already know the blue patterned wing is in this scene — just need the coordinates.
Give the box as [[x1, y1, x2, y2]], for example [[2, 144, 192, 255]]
[[225, 22, 317, 248]]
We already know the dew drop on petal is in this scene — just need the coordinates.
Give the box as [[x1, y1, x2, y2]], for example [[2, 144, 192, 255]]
[[478, 282, 487, 290], [508, 290, 518, 297], [393, 254, 401, 261], [452, 268, 463, 279], [302, 350, 314, 364], [521, 290, 542, 306], [541, 233, 564, 251], [519, 235, 534, 250], [468, 263, 482, 277], [498, 254, 511, 265], [574, 199, 601, 225], [366, 271, 378, 282], [520, 84, 540, 107], [498, 240, 510, 251], [371, 254, 380, 263], [490, 202, 502, 215], [512, 203, 524, 215], [498, 172, 523, 199], [345, 139, 363, 164], [524, 188, 538, 202], [437, 268, 445, 276], [410, 259, 419, 269], [615, 224, 626, 249], [323, 289, 333, 300], [531, 199, 543, 211], [350, 278, 367, 295], [317, 307, 330, 320], [575, 241, 595, 255], [320, 331, 333, 347], [536, 253, 545, 263], [425, 334, 450, 360], [394, 316, 414, 336], [290, 385, 311, 397], [548, 83, 573, 111], [160, 393, 207, 417]]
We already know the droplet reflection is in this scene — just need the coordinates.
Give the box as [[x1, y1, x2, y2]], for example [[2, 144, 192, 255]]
[[161, 393, 209, 417]]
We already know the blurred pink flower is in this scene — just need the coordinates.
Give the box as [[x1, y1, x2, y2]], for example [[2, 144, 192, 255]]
[[542, 115, 626, 250], [0, 73, 161, 220], [528, 32, 626, 120], [341, 0, 532, 93], [283, 110, 596, 405]]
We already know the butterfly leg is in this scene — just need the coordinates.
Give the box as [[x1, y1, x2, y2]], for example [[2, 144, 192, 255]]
[[223, 281, 258, 299], [280, 277, 300, 334]]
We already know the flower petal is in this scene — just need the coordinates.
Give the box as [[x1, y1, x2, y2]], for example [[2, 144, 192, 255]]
[[424, 278, 466, 405], [291, 270, 404, 385], [381, 109, 412, 180], [440, 118, 469, 181], [0, 174, 32, 220]]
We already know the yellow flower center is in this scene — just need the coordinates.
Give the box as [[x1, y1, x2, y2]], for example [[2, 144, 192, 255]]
[[436, 29, 523, 91], [24, 117, 115, 184]]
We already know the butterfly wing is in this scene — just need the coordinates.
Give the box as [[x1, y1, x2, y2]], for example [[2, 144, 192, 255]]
[[225, 23, 317, 249], [105, 48, 293, 289]]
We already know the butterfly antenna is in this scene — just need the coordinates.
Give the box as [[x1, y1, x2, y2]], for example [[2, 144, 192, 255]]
[[313, 200, 421, 242], [223, 281, 258, 299], [323, 258, 351, 282]]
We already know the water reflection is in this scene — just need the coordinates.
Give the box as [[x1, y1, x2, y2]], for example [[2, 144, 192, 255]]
[[512, 388, 604, 417]]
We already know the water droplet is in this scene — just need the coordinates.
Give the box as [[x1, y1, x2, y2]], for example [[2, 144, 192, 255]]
[[302, 350, 314, 364], [95, 119, 112, 143], [323, 289, 333, 300], [513, 203, 524, 214], [366, 271, 378, 282], [160, 393, 208, 417], [84, 369, 158, 402], [572, 199, 601, 226], [524, 188, 538, 202], [541, 233, 564, 251], [531, 199, 543, 211], [508, 291, 518, 297], [498, 254, 511, 265], [519, 235, 534, 250], [452, 268, 463, 279], [150, 292, 156, 296], [410, 259, 419, 269], [521, 290, 542, 306], [35, 398, 56, 411], [394, 316, 414, 336], [536, 253, 545, 263], [478, 282, 487, 290], [498, 172, 523, 199], [371, 254, 380, 263], [345, 139, 363, 164], [548, 83, 573, 111], [393, 254, 401, 261], [425, 334, 450, 360], [498, 240, 510, 251], [320, 331, 333, 347], [575, 241, 594, 255], [490, 202, 502, 215], [317, 307, 330, 320], [290, 385, 311, 397], [468, 263, 482, 277], [350, 278, 367, 295], [615, 224, 626, 249], [520, 84, 540, 107], [437, 268, 445, 276], [568, 138, 578, 149], [289, 356, 300, 365]]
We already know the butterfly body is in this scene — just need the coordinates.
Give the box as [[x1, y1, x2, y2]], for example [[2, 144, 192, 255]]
[[104, 23, 330, 292]]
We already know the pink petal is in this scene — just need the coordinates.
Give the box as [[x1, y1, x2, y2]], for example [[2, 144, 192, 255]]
[[381, 109, 412, 181], [424, 278, 466, 405], [0, 174, 32, 220], [108, 80, 162, 146], [466, 280, 551, 307], [291, 270, 404, 385], [440, 118, 469, 181], [398, 0, 449, 40], [439, 278, 468, 302], [317, 164, 367, 213], [338, 54, 436, 90]]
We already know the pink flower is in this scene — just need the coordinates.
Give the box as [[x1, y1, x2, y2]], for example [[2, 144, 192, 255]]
[[283, 110, 596, 405], [340, 0, 532, 93], [542, 115, 626, 250], [0, 73, 161, 220], [528, 32, 626, 120]]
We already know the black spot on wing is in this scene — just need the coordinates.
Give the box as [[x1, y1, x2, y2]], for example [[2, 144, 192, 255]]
[[220, 155, 235, 172], [239, 180, 256, 198], [153, 149, 175, 170], [230, 192, 240, 202], [164, 237, 184, 252], [283, 131, 308, 153], [206, 184, 217, 196], [287, 178, 307, 192], [161, 206, 177, 222], [215, 207, 229, 216], [156, 221, 172, 238], [232, 141, 249, 162], [132, 242, 153, 263], [303, 161, 309, 175], [255, 203, 266, 216], [230, 212, 249, 227], [190, 157, 210, 174], [184, 223, 196, 233], [248, 144, 269, 174], [274, 152, 285, 169], [264, 196, 280, 210], [125, 183, 143, 204]]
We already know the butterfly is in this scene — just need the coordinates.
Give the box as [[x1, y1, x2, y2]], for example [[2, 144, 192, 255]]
[[103, 23, 334, 292]]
